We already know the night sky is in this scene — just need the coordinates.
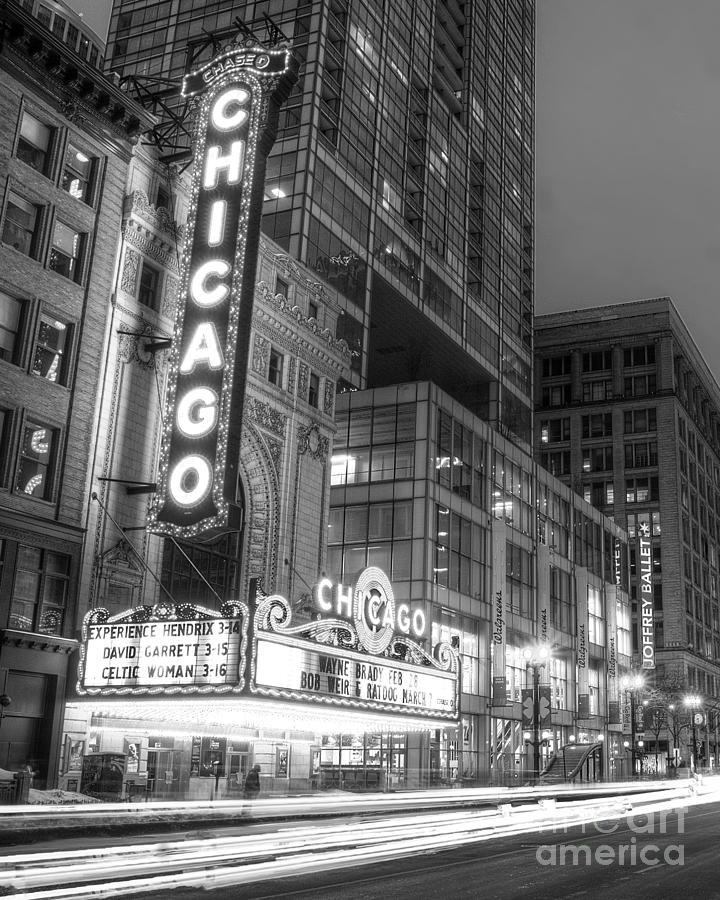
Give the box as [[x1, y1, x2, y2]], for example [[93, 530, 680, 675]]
[[536, 0, 720, 374], [75, 0, 720, 374]]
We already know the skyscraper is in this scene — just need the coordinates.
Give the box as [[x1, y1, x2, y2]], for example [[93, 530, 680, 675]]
[[106, 0, 535, 446]]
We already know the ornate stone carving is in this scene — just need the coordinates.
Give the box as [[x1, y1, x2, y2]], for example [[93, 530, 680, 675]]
[[125, 189, 182, 240], [298, 423, 328, 460], [161, 275, 179, 319], [298, 362, 309, 400], [287, 357, 296, 394], [274, 253, 302, 280], [252, 334, 269, 375], [117, 325, 157, 370], [323, 380, 335, 415], [123, 227, 180, 273], [120, 248, 139, 294], [246, 397, 287, 436], [266, 437, 282, 473]]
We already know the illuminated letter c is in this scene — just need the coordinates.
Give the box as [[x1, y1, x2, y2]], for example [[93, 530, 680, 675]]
[[190, 260, 231, 307], [211, 87, 250, 130]]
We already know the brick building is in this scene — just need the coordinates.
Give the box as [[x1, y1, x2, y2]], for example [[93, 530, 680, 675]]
[[535, 297, 720, 765], [0, 0, 151, 784]]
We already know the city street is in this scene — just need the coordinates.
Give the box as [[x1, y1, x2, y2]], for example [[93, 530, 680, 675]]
[[130, 798, 719, 900], [1, 783, 715, 899]]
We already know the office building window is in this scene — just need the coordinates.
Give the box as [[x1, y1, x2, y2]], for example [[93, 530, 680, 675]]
[[625, 476, 659, 504], [540, 418, 570, 443], [624, 441, 658, 469], [582, 350, 612, 372], [542, 384, 571, 407], [49, 221, 83, 281], [582, 446, 613, 472], [506, 542, 534, 617], [624, 345, 656, 367], [583, 379, 612, 402], [0, 291, 23, 362], [540, 450, 571, 476], [624, 374, 656, 397], [588, 585, 604, 645], [582, 412, 612, 438], [2, 193, 40, 256], [138, 261, 162, 310], [542, 355, 571, 377], [550, 566, 573, 632], [582, 481, 614, 507], [16, 111, 53, 174], [15, 421, 56, 499], [62, 144, 95, 202], [624, 408, 657, 433], [8, 545, 70, 636], [32, 316, 69, 384], [268, 348, 283, 387]]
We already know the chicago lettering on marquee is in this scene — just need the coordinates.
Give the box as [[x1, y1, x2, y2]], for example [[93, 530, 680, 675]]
[[250, 567, 459, 720], [149, 45, 297, 537]]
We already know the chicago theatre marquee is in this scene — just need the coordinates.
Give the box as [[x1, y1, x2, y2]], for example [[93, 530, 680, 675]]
[[67, 567, 458, 797]]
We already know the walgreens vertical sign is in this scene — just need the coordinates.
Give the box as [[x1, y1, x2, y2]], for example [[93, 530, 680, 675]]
[[150, 47, 297, 537]]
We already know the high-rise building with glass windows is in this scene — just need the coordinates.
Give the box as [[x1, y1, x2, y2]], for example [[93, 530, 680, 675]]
[[105, 0, 535, 447]]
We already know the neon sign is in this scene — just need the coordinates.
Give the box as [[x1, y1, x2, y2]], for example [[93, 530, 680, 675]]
[[149, 46, 297, 537], [312, 566, 426, 653]]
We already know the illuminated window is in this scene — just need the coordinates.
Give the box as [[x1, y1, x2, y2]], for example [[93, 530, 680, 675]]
[[0, 291, 22, 363], [32, 316, 69, 384], [15, 421, 56, 499], [138, 260, 162, 310], [62, 144, 94, 202], [16, 111, 53, 174], [49, 221, 84, 281], [2, 193, 40, 257], [588, 585, 605, 645], [268, 348, 283, 387], [8, 545, 70, 636]]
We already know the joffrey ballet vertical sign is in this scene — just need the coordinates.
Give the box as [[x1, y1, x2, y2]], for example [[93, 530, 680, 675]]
[[150, 44, 297, 536]]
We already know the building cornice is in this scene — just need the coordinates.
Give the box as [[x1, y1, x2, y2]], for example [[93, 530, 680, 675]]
[[1, 3, 155, 146]]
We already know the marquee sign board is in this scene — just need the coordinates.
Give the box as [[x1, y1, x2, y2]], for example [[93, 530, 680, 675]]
[[149, 44, 298, 537], [250, 567, 459, 721], [77, 600, 249, 696]]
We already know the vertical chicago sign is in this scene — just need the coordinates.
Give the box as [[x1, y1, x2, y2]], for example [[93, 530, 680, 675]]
[[150, 44, 298, 537]]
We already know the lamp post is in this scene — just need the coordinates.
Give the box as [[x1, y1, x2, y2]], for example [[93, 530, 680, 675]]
[[522, 645, 551, 782], [621, 673, 645, 776], [683, 694, 703, 771]]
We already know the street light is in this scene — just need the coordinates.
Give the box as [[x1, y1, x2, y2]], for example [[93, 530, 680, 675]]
[[683, 694, 703, 771], [522, 645, 551, 782], [621, 672, 645, 776]]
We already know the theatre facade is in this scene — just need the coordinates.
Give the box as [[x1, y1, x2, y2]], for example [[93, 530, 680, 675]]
[[62, 565, 458, 797]]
